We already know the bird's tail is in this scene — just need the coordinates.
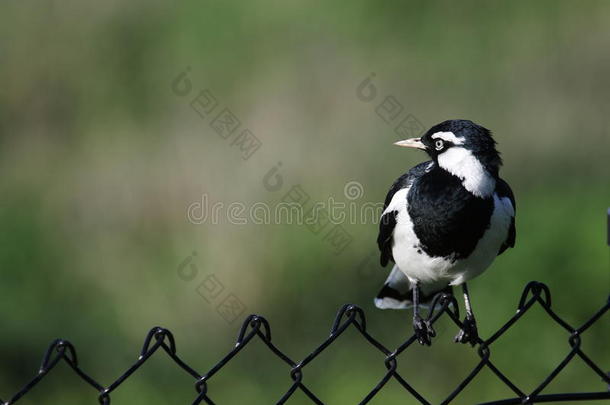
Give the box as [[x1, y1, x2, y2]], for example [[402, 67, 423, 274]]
[[374, 265, 453, 310]]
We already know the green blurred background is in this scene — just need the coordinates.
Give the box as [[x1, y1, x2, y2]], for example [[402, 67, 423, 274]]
[[1, 1, 609, 404]]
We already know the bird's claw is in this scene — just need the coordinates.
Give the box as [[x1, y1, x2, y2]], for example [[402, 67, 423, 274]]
[[413, 315, 436, 346], [454, 316, 479, 346]]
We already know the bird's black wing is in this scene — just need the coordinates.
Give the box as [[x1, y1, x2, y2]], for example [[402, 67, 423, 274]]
[[496, 178, 516, 255], [377, 161, 432, 267]]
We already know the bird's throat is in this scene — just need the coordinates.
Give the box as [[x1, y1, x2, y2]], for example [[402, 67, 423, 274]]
[[437, 147, 496, 198]]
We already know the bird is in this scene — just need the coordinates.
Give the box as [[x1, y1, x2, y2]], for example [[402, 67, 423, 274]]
[[374, 119, 516, 346]]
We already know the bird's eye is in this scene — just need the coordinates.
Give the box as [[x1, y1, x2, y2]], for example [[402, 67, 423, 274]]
[[435, 140, 444, 151]]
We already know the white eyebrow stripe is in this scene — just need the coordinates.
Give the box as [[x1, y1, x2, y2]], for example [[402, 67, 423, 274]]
[[431, 131, 465, 145]]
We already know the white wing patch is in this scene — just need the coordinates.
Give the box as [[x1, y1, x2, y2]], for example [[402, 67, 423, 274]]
[[381, 188, 409, 217]]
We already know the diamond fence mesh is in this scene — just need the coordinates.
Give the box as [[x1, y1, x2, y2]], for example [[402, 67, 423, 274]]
[[2, 281, 609, 405]]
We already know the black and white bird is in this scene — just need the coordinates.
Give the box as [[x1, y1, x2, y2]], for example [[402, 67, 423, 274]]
[[375, 119, 516, 346]]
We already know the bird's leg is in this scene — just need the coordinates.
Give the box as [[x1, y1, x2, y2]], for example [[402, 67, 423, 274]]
[[454, 283, 479, 346], [412, 281, 435, 346]]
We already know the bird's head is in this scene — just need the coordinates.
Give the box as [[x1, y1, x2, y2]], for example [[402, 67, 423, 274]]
[[394, 119, 502, 178]]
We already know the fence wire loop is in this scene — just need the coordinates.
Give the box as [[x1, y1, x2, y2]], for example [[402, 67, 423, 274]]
[[330, 304, 366, 334], [477, 343, 491, 360], [140, 327, 176, 359], [428, 292, 460, 321], [1, 281, 609, 405], [194, 378, 207, 395], [289, 365, 303, 383], [98, 389, 110, 405], [39, 339, 75, 372], [383, 353, 398, 373], [568, 331, 582, 349], [237, 315, 271, 344], [518, 281, 552, 311]]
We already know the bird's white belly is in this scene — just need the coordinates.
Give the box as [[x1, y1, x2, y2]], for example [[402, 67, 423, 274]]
[[391, 193, 512, 286]]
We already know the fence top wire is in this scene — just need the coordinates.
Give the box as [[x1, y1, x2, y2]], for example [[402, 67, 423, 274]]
[[2, 281, 609, 405]]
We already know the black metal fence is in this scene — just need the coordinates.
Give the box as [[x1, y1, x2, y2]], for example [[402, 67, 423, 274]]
[[2, 281, 609, 405]]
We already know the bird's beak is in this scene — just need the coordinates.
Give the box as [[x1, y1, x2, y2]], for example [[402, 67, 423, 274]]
[[393, 138, 426, 150]]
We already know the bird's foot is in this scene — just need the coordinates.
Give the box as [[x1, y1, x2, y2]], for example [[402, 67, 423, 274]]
[[454, 316, 478, 346], [413, 315, 436, 346]]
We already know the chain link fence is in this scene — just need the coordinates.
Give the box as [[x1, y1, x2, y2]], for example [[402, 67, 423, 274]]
[[2, 281, 609, 405]]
